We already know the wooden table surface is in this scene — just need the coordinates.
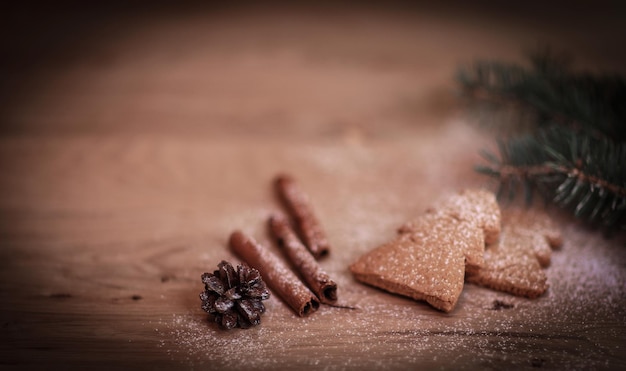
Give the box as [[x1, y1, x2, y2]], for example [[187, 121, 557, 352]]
[[2, 3, 625, 369]]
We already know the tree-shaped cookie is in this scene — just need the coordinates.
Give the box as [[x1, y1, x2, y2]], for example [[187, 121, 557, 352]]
[[350, 189, 500, 312], [465, 207, 562, 298]]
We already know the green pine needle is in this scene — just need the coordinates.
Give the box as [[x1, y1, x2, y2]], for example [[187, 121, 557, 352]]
[[457, 50, 626, 142], [458, 50, 626, 230], [476, 126, 626, 229]]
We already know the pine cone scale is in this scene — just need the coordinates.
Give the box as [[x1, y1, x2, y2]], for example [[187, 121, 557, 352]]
[[221, 311, 238, 329], [245, 286, 270, 299], [236, 299, 263, 325], [218, 261, 239, 288], [224, 287, 242, 300], [214, 296, 234, 313], [202, 274, 225, 295]]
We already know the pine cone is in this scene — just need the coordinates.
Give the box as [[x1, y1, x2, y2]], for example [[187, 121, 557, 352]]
[[200, 260, 270, 329]]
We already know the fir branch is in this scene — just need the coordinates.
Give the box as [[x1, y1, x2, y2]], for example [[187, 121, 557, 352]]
[[476, 126, 626, 229], [460, 51, 626, 230], [457, 50, 626, 142]]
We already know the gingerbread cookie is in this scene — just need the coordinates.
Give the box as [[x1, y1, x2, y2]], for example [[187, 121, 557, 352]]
[[500, 207, 562, 267], [466, 207, 562, 298], [351, 189, 499, 312], [398, 189, 500, 274], [430, 189, 502, 245]]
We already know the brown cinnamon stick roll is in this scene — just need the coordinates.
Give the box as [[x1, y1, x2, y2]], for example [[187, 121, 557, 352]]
[[229, 230, 320, 317], [274, 174, 330, 259], [269, 214, 338, 304]]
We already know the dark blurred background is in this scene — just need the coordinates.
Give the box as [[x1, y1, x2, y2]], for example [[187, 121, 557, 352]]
[[1, 1, 625, 137], [1, 3, 625, 368]]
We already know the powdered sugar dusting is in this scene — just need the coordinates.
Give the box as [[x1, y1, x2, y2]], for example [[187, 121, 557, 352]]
[[159, 215, 625, 369]]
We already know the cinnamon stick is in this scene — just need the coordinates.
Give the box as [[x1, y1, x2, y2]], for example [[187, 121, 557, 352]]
[[274, 174, 330, 259], [229, 230, 320, 317], [269, 214, 338, 304]]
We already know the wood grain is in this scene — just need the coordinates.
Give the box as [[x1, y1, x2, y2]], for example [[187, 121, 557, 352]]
[[1, 3, 625, 369]]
